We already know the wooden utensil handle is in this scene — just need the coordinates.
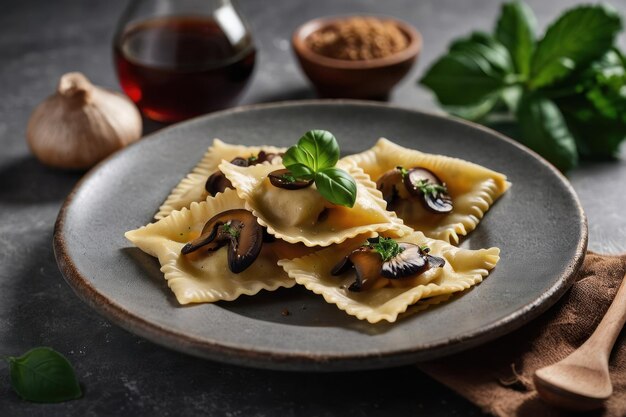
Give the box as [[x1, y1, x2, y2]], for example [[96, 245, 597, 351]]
[[582, 272, 626, 358]]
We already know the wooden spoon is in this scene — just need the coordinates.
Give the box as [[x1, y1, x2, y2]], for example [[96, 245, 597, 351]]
[[534, 272, 626, 411]]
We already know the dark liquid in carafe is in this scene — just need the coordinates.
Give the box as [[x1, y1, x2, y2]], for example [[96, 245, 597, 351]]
[[114, 16, 255, 123]]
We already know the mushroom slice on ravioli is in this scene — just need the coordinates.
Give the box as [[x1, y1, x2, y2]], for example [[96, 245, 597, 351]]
[[155, 139, 286, 220], [341, 138, 510, 244], [279, 231, 500, 323], [126, 189, 309, 305], [220, 161, 412, 248]]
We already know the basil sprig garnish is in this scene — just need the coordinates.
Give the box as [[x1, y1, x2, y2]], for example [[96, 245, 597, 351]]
[[280, 173, 296, 183], [221, 222, 240, 238], [5, 347, 82, 403], [414, 179, 448, 197], [363, 237, 405, 262], [282, 130, 357, 207]]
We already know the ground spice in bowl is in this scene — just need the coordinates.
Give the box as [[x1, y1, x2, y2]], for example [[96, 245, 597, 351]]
[[292, 15, 421, 99], [305, 17, 409, 61]]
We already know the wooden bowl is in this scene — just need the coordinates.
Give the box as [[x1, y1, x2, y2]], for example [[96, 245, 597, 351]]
[[292, 16, 422, 99]]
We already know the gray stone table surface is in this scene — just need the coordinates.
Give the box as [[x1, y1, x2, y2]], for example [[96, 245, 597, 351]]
[[1, 0, 625, 416]]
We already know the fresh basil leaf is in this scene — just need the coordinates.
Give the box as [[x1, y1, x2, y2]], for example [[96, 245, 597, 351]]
[[420, 49, 509, 106], [444, 94, 500, 121], [485, 119, 521, 141], [282, 146, 312, 172], [564, 107, 626, 159], [284, 163, 315, 179], [314, 167, 357, 208], [580, 49, 626, 121], [7, 347, 82, 403], [450, 32, 514, 75], [495, 0, 537, 76], [553, 49, 626, 158], [517, 93, 578, 171], [422, 33, 514, 109], [283, 130, 339, 172], [529, 5, 622, 89], [282, 130, 358, 207], [501, 85, 523, 113]]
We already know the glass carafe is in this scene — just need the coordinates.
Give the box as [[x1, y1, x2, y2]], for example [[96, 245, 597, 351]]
[[113, 0, 256, 123]]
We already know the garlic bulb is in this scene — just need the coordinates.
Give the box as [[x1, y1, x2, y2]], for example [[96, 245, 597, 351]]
[[26, 72, 142, 169]]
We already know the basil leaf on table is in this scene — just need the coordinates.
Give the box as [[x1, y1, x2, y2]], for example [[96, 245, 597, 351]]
[[495, 0, 537, 76], [282, 129, 339, 172], [529, 5, 622, 89], [314, 167, 357, 208], [517, 93, 578, 172], [7, 347, 82, 403]]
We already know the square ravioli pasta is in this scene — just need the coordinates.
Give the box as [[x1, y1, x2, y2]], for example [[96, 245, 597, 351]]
[[154, 139, 285, 220], [220, 160, 412, 247], [341, 138, 510, 244], [279, 231, 500, 323], [126, 189, 309, 304]]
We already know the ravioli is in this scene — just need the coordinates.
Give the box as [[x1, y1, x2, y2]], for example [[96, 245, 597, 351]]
[[279, 231, 500, 323], [341, 138, 510, 244], [126, 189, 307, 304], [220, 161, 412, 247], [154, 139, 286, 220]]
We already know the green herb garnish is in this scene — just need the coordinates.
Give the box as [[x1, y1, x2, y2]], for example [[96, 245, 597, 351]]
[[282, 130, 357, 207], [222, 222, 240, 238], [364, 237, 405, 262], [414, 179, 448, 197], [420, 2, 625, 172], [396, 166, 409, 177], [280, 174, 297, 183], [420, 245, 431, 253], [5, 347, 82, 403], [248, 155, 258, 163]]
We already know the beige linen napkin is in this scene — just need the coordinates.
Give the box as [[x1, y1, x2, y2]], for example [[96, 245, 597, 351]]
[[419, 252, 626, 417]]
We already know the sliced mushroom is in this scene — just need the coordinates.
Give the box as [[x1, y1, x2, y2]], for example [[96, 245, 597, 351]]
[[181, 218, 224, 255], [268, 169, 314, 190], [403, 168, 453, 213], [331, 253, 353, 276], [347, 248, 384, 292], [381, 243, 445, 279], [205, 157, 250, 196], [381, 243, 427, 279], [331, 246, 384, 292], [426, 253, 446, 268], [181, 209, 263, 273], [230, 157, 249, 167], [255, 151, 282, 164], [376, 168, 402, 205], [332, 239, 447, 291], [205, 171, 232, 196], [204, 151, 283, 196]]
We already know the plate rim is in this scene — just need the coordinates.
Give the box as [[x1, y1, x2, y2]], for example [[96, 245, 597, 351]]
[[53, 99, 588, 371]]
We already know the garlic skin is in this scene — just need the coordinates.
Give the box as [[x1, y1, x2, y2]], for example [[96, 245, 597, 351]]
[[26, 72, 142, 169]]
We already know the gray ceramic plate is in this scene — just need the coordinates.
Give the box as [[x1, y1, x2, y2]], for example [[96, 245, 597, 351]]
[[54, 100, 587, 371]]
